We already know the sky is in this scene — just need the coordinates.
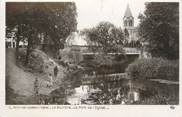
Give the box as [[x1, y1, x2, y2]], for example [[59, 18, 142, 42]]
[[75, 0, 146, 30]]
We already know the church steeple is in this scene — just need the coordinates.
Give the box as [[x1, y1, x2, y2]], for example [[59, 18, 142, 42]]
[[124, 4, 133, 18], [123, 4, 134, 27]]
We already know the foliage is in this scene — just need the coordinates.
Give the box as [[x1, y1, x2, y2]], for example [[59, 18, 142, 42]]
[[24, 49, 63, 75], [57, 48, 84, 88], [59, 47, 83, 65], [138, 82, 179, 105], [138, 2, 179, 60], [6, 2, 77, 63], [28, 49, 49, 72], [81, 22, 125, 53], [6, 2, 77, 45], [80, 22, 125, 76], [61, 64, 83, 88], [126, 58, 179, 81], [124, 28, 129, 38]]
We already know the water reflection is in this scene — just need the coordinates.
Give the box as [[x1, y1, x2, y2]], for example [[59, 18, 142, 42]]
[[45, 78, 178, 105], [66, 80, 133, 105], [66, 85, 90, 105]]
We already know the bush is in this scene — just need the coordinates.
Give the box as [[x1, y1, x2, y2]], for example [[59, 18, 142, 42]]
[[28, 49, 48, 72], [27, 49, 66, 79], [58, 47, 83, 65], [126, 58, 179, 81]]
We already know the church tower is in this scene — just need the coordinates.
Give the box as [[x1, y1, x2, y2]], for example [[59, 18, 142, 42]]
[[123, 4, 134, 28], [123, 4, 137, 42]]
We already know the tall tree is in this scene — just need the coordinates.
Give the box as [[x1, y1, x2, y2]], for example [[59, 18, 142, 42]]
[[81, 22, 125, 78], [82, 22, 125, 53], [6, 2, 77, 64], [138, 2, 179, 60]]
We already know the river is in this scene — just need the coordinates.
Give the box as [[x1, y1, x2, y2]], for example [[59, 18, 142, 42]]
[[66, 79, 135, 105]]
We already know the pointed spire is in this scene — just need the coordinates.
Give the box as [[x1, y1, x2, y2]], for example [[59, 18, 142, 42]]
[[124, 4, 133, 18]]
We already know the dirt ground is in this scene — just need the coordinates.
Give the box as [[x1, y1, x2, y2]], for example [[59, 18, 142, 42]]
[[6, 48, 61, 104]]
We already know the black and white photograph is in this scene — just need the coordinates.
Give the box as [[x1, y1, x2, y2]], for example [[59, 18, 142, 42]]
[[5, 1, 179, 105]]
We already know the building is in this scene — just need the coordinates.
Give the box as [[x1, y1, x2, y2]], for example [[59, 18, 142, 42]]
[[123, 4, 140, 48], [6, 31, 27, 48], [123, 4, 139, 42], [6, 37, 16, 48], [123, 4, 150, 58]]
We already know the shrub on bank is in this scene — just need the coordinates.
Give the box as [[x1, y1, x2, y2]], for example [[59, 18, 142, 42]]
[[58, 47, 83, 65], [126, 58, 179, 81]]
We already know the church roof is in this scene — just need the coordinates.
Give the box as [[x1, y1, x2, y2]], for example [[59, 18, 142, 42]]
[[124, 4, 133, 18]]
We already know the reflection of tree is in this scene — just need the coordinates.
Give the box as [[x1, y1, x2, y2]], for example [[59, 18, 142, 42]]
[[94, 53, 113, 76]]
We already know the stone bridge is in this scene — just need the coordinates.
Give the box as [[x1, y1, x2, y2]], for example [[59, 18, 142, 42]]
[[67, 45, 141, 55]]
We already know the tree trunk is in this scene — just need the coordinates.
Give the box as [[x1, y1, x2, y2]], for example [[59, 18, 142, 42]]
[[25, 31, 32, 65], [15, 25, 21, 62], [42, 32, 46, 52]]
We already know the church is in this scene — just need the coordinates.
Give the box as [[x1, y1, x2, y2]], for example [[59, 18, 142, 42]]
[[123, 4, 139, 41], [123, 4, 150, 58], [123, 4, 140, 48]]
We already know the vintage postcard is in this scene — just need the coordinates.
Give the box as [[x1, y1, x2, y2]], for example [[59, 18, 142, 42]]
[[0, 0, 181, 117]]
